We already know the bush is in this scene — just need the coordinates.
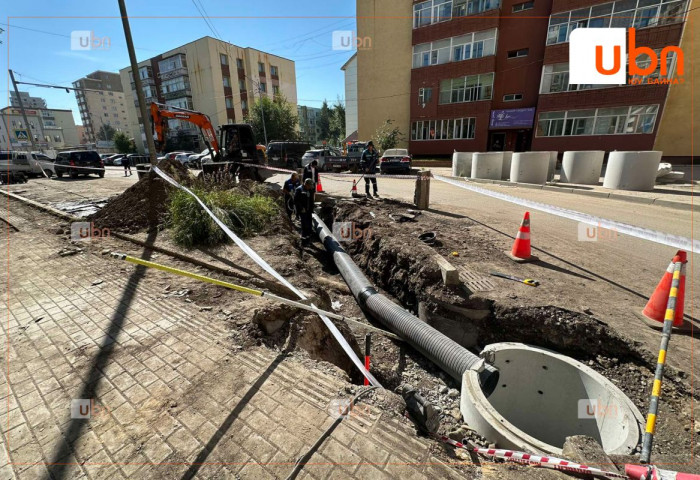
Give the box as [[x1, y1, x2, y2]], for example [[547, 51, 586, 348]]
[[169, 188, 279, 247]]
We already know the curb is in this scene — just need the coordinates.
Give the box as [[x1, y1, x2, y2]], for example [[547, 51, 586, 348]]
[[1, 189, 288, 295], [442, 177, 695, 212]]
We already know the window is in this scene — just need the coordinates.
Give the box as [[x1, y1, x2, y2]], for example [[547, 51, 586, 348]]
[[270, 65, 279, 76], [241, 99, 248, 110], [259, 82, 267, 93], [158, 54, 186, 73], [223, 76, 231, 87], [161, 78, 189, 94], [503, 93, 523, 101], [258, 62, 265, 74], [546, 0, 687, 45], [411, 117, 476, 140], [536, 104, 659, 136], [236, 58, 244, 69], [225, 97, 233, 108], [439, 72, 494, 104], [220, 54, 228, 65], [412, 28, 497, 68], [414, 0, 452, 27], [418, 87, 433, 105], [273, 85, 280, 94], [513, 1, 534, 11], [507, 48, 529, 58], [238, 79, 246, 91]]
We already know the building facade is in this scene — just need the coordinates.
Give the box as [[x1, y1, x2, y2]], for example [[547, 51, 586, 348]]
[[119, 36, 297, 153], [357, 0, 691, 158], [0, 107, 79, 151], [72, 71, 130, 146], [341, 54, 359, 140], [297, 105, 322, 144], [10, 91, 47, 109]]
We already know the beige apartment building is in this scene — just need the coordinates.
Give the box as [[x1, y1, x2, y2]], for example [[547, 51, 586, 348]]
[[120, 36, 297, 153], [0, 106, 79, 151], [73, 71, 130, 146]]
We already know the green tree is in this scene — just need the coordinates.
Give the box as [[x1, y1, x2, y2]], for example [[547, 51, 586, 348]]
[[97, 124, 116, 141], [329, 99, 346, 145], [245, 95, 299, 144], [317, 100, 331, 142], [374, 119, 404, 151], [113, 131, 136, 154]]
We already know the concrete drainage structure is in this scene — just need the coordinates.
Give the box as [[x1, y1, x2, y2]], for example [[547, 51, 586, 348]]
[[461, 343, 644, 456], [452, 152, 475, 177], [603, 151, 662, 190], [471, 152, 504, 180]]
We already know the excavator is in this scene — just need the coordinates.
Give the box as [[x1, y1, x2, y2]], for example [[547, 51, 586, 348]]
[[150, 102, 272, 181]]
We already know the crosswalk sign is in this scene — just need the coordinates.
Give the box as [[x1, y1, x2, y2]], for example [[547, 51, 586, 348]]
[[14, 130, 29, 140]]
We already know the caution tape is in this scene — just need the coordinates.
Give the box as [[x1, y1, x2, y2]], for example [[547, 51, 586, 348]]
[[435, 175, 699, 252], [433, 435, 628, 479], [152, 166, 382, 388], [221, 161, 424, 180]]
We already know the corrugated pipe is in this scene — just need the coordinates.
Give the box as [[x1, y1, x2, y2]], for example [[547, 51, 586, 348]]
[[313, 214, 499, 395]]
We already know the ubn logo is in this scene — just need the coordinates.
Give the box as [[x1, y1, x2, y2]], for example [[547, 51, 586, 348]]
[[71, 222, 110, 241], [70, 399, 110, 419], [577, 398, 620, 420], [71, 31, 111, 51], [332, 30, 372, 51], [569, 28, 683, 85], [332, 221, 371, 242], [577, 222, 618, 242]]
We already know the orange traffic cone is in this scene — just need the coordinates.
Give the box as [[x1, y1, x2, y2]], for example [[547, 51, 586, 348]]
[[642, 250, 687, 327], [316, 174, 324, 193], [505, 212, 537, 262], [351, 180, 358, 196]]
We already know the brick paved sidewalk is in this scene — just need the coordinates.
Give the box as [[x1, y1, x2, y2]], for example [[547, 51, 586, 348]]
[[1, 202, 472, 479]]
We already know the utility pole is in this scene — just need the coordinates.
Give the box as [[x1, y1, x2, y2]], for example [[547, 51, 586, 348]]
[[118, 0, 158, 164], [9, 69, 38, 152]]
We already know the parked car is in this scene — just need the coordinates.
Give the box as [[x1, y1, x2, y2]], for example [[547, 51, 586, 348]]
[[267, 141, 312, 169], [380, 148, 412, 174], [104, 154, 125, 166], [185, 149, 212, 169], [29, 152, 56, 177], [0, 151, 34, 181], [347, 142, 368, 160], [125, 154, 149, 167], [165, 151, 193, 162], [54, 150, 105, 179]]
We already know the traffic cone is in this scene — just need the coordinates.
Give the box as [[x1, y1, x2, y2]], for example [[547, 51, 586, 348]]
[[316, 175, 324, 193], [642, 250, 687, 327], [351, 180, 358, 196], [505, 212, 537, 262]]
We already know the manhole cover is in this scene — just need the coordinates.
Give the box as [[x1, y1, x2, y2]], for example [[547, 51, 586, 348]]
[[458, 266, 496, 292]]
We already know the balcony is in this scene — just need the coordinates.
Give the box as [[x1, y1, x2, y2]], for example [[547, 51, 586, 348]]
[[159, 67, 189, 81], [131, 76, 155, 88], [163, 88, 192, 101]]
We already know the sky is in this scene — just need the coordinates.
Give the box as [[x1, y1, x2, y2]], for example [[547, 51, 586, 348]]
[[0, 0, 358, 125]]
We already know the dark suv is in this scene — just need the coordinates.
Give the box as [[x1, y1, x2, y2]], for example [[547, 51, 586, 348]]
[[54, 150, 105, 179], [267, 141, 312, 169]]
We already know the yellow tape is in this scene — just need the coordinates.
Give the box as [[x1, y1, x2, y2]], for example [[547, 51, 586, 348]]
[[652, 379, 662, 397], [122, 255, 263, 296], [669, 287, 678, 298], [646, 414, 657, 434], [665, 309, 675, 321], [673, 270, 681, 280], [658, 349, 666, 364]]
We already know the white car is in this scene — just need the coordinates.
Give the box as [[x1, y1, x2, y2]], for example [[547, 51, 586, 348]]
[[30, 152, 56, 177]]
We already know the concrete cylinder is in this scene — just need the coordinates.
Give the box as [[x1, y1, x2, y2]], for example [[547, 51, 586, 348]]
[[452, 152, 475, 177], [510, 152, 549, 184], [560, 151, 604, 184], [471, 152, 503, 180], [603, 151, 662, 191], [501, 151, 513, 180], [547, 151, 558, 181]]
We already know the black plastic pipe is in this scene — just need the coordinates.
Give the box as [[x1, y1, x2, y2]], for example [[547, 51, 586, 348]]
[[313, 214, 498, 395]]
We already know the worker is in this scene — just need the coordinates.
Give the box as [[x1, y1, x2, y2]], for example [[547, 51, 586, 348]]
[[123, 155, 132, 176], [282, 172, 300, 219], [294, 178, 316, 246], [360, 141, 379, 198], [303, 159, 319, 184]]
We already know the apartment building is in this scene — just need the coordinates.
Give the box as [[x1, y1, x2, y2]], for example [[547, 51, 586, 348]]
[[297, 105, 322, 144], [358, 0, 691, 158], [341, 53, 359, 140], [10, 91, 47, 109], [0, 106, 79, 151], [119, 36, 297, 153], [72, 71, 130, 145]]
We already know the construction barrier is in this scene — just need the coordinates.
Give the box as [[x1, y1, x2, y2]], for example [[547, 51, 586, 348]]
[[643, 252, 687, 327]]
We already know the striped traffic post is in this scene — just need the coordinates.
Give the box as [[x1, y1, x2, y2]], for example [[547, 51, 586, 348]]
[[640, 252, 685, 464]]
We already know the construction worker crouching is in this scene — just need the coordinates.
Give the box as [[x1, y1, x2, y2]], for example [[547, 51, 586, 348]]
[[294, 178, 316, 246], [360, 141, 379, 198]]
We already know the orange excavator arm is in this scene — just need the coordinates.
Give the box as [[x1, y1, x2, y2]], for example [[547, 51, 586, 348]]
[[150, 102, 220, 155]]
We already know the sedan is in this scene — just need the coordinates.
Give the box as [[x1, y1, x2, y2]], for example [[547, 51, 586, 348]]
[[380, 148, 412, 174]]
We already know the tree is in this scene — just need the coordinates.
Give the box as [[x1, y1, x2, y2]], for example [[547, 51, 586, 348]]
[[317, 100, 331, 142], [97, 124, 116, 141], [329, 99, 346, 145], [114, 131, 136, 154], [374, 119, 404, 151], [245, 95, 299, 144]]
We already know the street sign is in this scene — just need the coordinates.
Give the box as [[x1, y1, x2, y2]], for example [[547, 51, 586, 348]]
[[14, 130, 29, 140]]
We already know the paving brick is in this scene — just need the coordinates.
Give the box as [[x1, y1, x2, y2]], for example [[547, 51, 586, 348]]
[[319, 438, 361, 474]]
